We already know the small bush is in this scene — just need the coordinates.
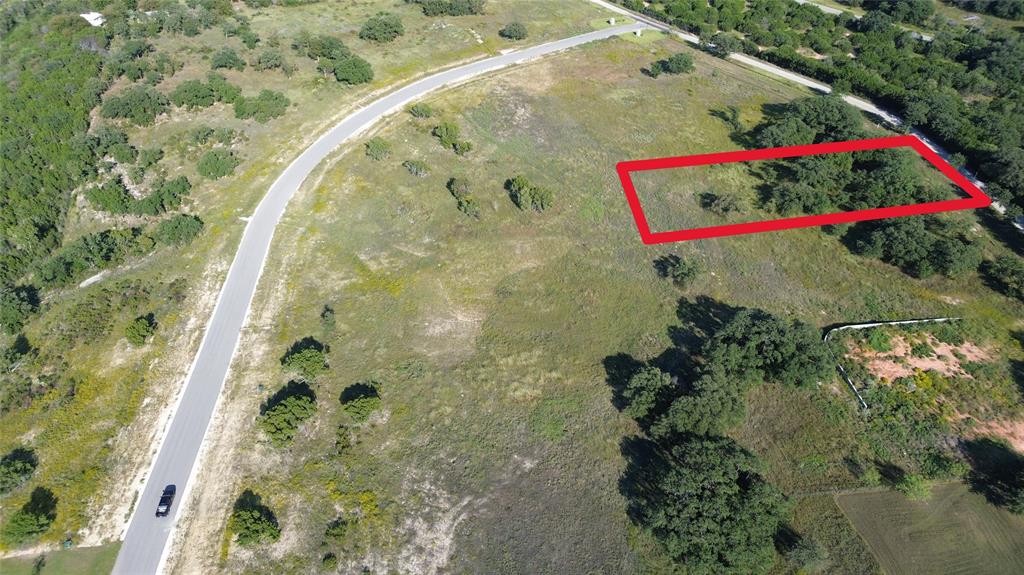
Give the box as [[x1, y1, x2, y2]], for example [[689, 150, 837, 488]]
[[409, 103, 434, 118], [334, 55, 374, 85], [895, 473, 931, 500], [233, 90, 290, 123], [403, 159, 429, 177], [364, 137, 392, 161], [359, 12, 404, 43], [654, 255, 702, 287], [433, 122, 472, 155], [499, 22, 528, 40], [170, 79, 216, 109], [197, 149, 240, 179], [254, 49, 284, 71], [125, 313, 156, 346], [649, 53, 694, 77], [447, 177, 481, 218]]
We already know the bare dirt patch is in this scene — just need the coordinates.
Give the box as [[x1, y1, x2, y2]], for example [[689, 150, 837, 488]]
[[848, 334, 990, 381]]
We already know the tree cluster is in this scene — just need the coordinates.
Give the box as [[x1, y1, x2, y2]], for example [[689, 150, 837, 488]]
[[234, 89, 290, 123], [86, 175, 192, 216], [409, 0, 486, 17], [101, 85, 169, 126], [648, 52, 694, 77], [615, 306, 820, 573], [360, 12, 404, 43], [504, 175, 553, 212], [447, 177, 481, 218], [433, 122, 473, 155], [294, 33, 374, 85], [197, 149, 241, 179]]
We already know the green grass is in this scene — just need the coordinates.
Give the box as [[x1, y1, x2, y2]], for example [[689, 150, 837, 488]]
[[175, 26, 1024, 574], [837, 482, 1024, 575], [0, 543, 120, 575]]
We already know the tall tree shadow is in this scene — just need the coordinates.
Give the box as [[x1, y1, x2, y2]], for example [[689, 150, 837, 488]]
[[671, 295, 743, 349], [963, 437, 1024, 510], [617, 435, 669, 525], [602, 353, 644, 412]]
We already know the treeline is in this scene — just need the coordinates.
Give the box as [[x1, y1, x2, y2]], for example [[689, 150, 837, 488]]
[[941, 0, 1024, 20], [614, 306, 832, 573], [405, 0, 486, 17], [612, 0, 1024, 217]]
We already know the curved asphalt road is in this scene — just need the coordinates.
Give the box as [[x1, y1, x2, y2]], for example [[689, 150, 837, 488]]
[[111, 22, 646, 575]]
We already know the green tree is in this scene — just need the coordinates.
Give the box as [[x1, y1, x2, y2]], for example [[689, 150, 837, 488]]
[[281, 337, 328, 380], [447, 177, 480, 218], [984, 255, 1024, 301], [622, 367, 675, 423], [499, 22, 528, 40], [233, 90, 290, 123], [197, 149, 240, 179], [650, 53, 694, 77], [125, 313, 156, 346], [154, 214, 204, 246], [258, 382, 318, 446], [340, 382, 382, 422], [359, 12, 404, 43], [211, 47, 245, 71], [654, 255, 702, 287], [505, 175, 553, 212], [0, 448, 37, 494], [896, 472, 932, 500], [636, 437, 786, 574], [1, 487, 57, 546], [334, 55, 374, 85], [100, 85, 169, 125], [0, 285, 38, 335], [229, 490, 280, 546], [169, 79, 216, 109], [254, 49, 284, 71]]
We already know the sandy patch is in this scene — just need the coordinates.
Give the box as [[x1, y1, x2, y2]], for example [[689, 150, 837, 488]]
[[849, 334, 990, 381]]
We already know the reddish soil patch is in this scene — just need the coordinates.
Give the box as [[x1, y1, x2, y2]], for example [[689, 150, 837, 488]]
[[847, 334, 990, 381]]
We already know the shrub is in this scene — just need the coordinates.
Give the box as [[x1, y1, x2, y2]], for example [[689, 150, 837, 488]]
[[896, 473, 931, 500], [359, 12, 404, 43], [100, 85, 169, 126], [452, 140, 473, 156], [499, 22, 528, 40], [333, 55, 374, 85], [254, 49, 284, 71], [322, 553, 338, 569], [125, 313, 156, 346], [229, 490, 280, 546], [364, 137, 392, 161], [258, 381, 317, 446], [325, 517, 350, 541], [86, 178, 133, 214], [154, 214, 204, 246], [233, 90, 290, 123], [0, 448, 37, 494], [505, 175, 553, 212], [197, 149, 240, 179], [281, 337, 328, 380], [340, 382, 382, 422], [447, 177, 480, 218], [207, 72, 242, 104], [650, 53, 694, 77], [701, 191, 742, 215], [432, 122, 471, 154], [417, 0, 486, 17], [408, 103, 434, 118], [211, 47, 245, 71], [109, 142, 138, 164], [654, 255, 702, 287], [170, 79, 216, 109], [403, 159, 429, 177]]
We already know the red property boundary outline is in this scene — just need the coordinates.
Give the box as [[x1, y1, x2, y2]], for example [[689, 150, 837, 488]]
[[616, 135, 991, 244]]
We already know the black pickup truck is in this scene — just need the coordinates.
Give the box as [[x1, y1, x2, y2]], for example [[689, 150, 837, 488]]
[[155, 485, 176, 518]]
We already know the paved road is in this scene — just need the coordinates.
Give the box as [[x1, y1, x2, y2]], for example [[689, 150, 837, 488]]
[[111, 21, 646, 575]]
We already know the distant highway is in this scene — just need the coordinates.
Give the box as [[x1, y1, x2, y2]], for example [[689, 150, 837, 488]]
[[111, 21, 647, 575]]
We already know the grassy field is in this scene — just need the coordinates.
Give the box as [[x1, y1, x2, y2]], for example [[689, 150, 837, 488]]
[[837, 482, 1024, 575], [0, 543, 120, 575], [170, 20, 1024, 575], [0, 0, 616, 552]]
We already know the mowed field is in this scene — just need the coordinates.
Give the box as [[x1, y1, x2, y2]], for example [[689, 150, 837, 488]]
[[837, 482, 1024, 575], [172, 24, 1024, 575], [0, 543, 119, 575]]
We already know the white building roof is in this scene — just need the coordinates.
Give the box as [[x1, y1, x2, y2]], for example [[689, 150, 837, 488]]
[[80, 12, 106, 27]]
